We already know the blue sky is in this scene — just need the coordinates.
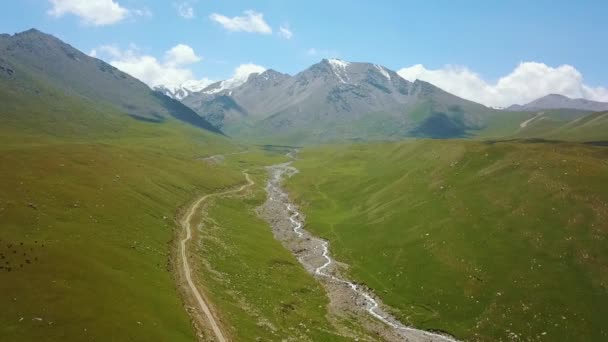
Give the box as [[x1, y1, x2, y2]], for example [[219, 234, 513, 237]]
[[1, 0, 607, 106]]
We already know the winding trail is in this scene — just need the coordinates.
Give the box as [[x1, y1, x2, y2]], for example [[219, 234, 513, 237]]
[[519, 112, 544, 128], [262, 162, 459, 342], [179, 172, 254, 342], [200, 151, 248, 162]]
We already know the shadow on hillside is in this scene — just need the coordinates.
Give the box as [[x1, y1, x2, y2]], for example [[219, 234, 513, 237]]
[[152, 91, 223, 135], [128, 113, 164, 123], [409, 112, 471, 139], [584, 141, 608, 147], [484, 138, 564, 145]]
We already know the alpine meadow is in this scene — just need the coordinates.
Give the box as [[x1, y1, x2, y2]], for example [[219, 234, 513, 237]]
[[2, 1, 608, 342]]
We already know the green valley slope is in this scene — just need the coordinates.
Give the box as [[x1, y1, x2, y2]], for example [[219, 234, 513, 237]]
[[0, 29, 352, 341], [0, 29, 239, 341], [287, 140, 608, 341]]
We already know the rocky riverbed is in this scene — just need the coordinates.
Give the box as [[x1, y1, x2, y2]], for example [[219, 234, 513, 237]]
[[257, 161, 458, 342]]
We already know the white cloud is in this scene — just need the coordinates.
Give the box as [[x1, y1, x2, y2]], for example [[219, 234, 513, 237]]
[[90, 44, 264, 94], [175, 2, 195, 19], [209, 10, 272, 34], [278, 25, 293, 39], [226, 63, 266, 87], [306, 47, 339, 59], [48, 0, 129, 26], [164, 44, 201, 66], [89, 44, 122, 58], [204, 63, 266, 94], [90, 44, 209, 88], [397, 62, 608, 107], [131, 7, 152, 18]]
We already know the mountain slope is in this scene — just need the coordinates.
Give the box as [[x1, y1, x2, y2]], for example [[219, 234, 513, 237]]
[[507, 94, 608, 112], [0, 29, 249, 341], [0, 29, 220, 134], [183, 59, 501, 143], [512, 110, 608, 141], [288, 140, 608, 341]]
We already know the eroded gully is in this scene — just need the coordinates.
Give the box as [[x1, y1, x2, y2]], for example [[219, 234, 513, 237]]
[[258, 161, 459, 342]]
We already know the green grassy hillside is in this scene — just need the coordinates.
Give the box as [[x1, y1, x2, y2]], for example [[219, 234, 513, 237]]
[[287, 140, 608, 341], [0, 59, 244, 340], [0, 139, 243, 341], [517, 111, 608, 142], [0, 28, 356, 341], [479, 109, 608, 143], [185, 152, 353, 341], [0, 29, 219, 132], [4, 27, 608, 342]]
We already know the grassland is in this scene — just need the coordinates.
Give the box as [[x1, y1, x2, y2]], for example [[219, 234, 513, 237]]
[[0, 46, 357, 339], [182, 152, 353, 341], [0, 133, 252, 341], [516, 111, 608, 142], [479, 109, 608, 143], [5, 33, 608, 341], [0, 72, 254, 340], [286, 140, 608, 341]]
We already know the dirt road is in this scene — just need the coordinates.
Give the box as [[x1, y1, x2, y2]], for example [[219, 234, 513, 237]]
[[179, 172, 254, 342]]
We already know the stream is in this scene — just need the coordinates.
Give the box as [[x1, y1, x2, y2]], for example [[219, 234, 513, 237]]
[[259, 161, 459, 342]]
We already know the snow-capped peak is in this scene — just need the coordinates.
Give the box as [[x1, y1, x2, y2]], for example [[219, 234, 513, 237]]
[[326, 59, 350, 84], [327, 58, 350, 69], [155, 79, 214, 100], [180, 79, 213, 93], [374, 64, 391, 81], [203, 63, 267, 95]]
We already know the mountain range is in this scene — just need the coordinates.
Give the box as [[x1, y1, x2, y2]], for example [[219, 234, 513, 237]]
[[507, 94, 608, 112], [2, 29, 607, 145], [154, 80, 213, 100], [179, 58, 501, 143], [0, 29, 220, 135]]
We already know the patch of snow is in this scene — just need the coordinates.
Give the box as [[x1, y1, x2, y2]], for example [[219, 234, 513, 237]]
[[203, 68, 265, 95], [327, 59, 350, 84], [157, 79, 215, 99], [181, 79, 213, 93], [328, 58, 350, 69], [202, 83, 223, 95], [374, 64, 391, 80]]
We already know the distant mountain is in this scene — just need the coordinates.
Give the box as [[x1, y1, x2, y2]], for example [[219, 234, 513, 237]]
[[154, 80, 213, 100], [0, 29, 221, 134], [182, 59, 499, 143], [507, 94, 608, 112]]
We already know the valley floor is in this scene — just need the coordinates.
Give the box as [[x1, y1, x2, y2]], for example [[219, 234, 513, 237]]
[[285, 139, 608, 341], [3, 133, 608, 342]]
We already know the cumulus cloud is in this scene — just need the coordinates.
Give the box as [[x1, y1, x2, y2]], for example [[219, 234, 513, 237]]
[[90, 44, 209, 88], [90, 44, 264, 92], [164, 44, 201, 67], [48, 0, 149, 25], [209, 10, 272, 34], [397, 62, 608, 108], [89, 44, 122, 58], [221, 63, 267, 88], [278, 25, 293, 39], [175, 2, 195, 19], [48, 0, 128, 25]]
